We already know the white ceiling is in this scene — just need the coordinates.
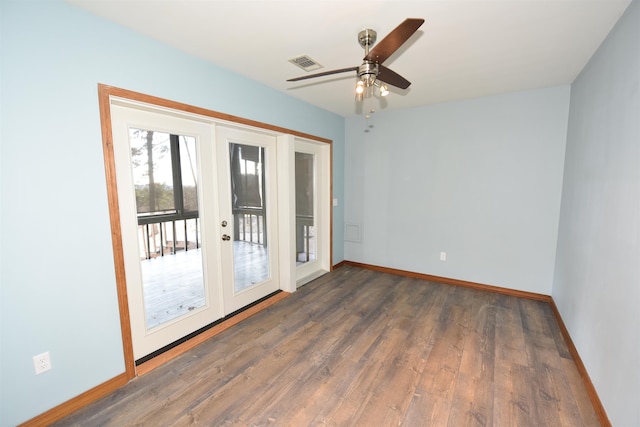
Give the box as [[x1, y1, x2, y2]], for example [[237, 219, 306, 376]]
[[68, 0, 630, 117]]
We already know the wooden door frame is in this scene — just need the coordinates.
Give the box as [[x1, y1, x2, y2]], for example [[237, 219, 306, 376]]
[[97, 84, 333, 379]]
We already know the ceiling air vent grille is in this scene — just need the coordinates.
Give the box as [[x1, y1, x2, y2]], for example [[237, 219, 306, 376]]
[[289, 55, 322, 72]]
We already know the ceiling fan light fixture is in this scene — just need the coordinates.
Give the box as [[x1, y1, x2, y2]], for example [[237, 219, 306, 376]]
[[286, 18, 424, 108]]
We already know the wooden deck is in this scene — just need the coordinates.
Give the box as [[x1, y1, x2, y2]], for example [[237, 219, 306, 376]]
[[54, 265, 600, 426], [141, 241, 268, 329]]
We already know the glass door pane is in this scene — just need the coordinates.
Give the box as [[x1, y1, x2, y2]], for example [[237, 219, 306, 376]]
[[295, 151, 316, 264], [129, 129, 206, 330], [229, 143, 270, 291]]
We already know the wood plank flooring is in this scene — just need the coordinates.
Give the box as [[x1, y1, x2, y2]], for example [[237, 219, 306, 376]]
[[53, 265, 600, 426]]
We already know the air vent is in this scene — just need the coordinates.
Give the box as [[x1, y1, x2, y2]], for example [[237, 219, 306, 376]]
[[288, 55, 322, 72]]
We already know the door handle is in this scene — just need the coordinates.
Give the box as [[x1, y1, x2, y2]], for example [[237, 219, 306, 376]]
[[222, 234, 231, 241]]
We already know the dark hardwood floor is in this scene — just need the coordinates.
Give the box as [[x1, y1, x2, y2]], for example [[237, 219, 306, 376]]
[[53, 265, 600, 426]]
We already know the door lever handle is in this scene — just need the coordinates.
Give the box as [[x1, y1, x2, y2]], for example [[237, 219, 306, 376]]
[[222, 234, 231, 241]]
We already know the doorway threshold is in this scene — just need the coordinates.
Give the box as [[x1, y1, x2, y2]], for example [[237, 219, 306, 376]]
[[135, 290, 289, 376]]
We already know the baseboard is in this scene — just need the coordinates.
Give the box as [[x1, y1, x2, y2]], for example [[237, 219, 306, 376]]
[[18, 372, 129, 427], [340, 260, 611, 427], [342, 260, 551, 301], [548, 298, 612, 427], [332, 260, 346, 270]]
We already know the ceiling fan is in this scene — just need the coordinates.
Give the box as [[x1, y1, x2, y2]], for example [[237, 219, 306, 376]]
[[287, 18, 425, 100]]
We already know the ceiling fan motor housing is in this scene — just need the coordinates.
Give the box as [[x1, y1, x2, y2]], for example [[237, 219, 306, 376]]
[[358, 29, 379, 86], [358, 62, 379, 86]]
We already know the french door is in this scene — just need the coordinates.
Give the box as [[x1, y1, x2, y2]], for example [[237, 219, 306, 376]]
[[110, 104, 279, 360], [216, 126, 279, 313]]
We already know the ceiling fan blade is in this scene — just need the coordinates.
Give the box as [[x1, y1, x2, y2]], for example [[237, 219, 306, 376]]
[[364, 18, 424, 64], [287, 66, 358, 82], [377, 65, 411, 89]]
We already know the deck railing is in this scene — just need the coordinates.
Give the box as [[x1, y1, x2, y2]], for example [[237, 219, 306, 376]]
[[137, 211, 315, 262], [296, 214, 315, 263], [234, 208, 265, 245], [138, 217, 200, 260]]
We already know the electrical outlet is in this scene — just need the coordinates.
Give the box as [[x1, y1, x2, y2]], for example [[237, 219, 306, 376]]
[[33, 351, 52, 375], [440, 252, 447, 261]]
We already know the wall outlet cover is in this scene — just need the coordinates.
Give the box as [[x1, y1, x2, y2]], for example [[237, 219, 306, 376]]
[[33, 352, 52, 375]]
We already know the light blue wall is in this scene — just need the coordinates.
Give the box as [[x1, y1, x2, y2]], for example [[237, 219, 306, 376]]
[[0, 1, 344, 425], [3, 0, 636, 424], [553, 0, 640, 425], [345, 86, 570, 294]]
